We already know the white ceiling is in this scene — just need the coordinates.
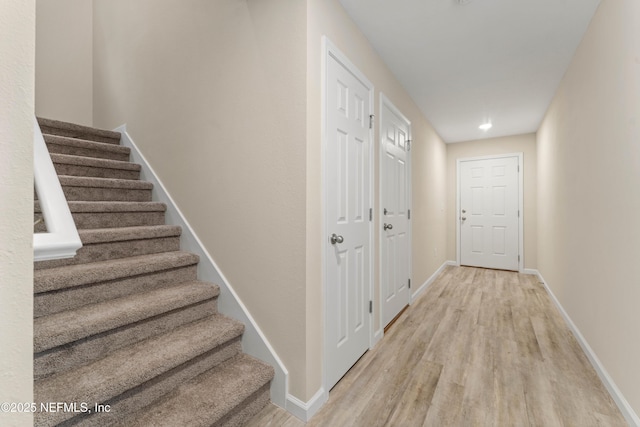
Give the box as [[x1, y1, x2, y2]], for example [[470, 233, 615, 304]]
[[339, 0, 601, 143]]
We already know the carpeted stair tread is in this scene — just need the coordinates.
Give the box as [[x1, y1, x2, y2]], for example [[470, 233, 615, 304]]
[[35, 200, 165, 213], [34, 226, 184, 270], [50, 153, 141, 171], [57, 175, 153, 190], [34, 315, 245, 427], [34, 251, 199, 293], [126, 354, 274, 427], [44, 134, 130, 161], [38, 117, 121, 144], [56, 176, 153, 202], [34, 281, 220, 353], [78, 225, 182, 244]]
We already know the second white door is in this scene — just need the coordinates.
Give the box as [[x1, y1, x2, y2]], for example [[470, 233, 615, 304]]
[[380, 96, 411, 327]]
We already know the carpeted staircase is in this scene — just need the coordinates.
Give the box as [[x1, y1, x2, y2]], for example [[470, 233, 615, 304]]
[[33, 118, 274, 427]]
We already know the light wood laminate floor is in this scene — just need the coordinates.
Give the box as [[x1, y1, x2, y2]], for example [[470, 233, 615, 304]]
[[247, 266, 627, 426]]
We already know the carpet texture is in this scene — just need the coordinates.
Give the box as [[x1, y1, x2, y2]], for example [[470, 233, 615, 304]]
[[34, 118, 274, 427]]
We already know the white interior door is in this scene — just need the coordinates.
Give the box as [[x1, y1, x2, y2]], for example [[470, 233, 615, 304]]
[[459, 156, 520, 271], [380, 96, 411, 327], [325, 41, 372, 390]]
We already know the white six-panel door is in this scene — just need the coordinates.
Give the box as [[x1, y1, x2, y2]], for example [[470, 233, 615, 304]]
[[380, 96, 411, 327], [459, 155, 520, 271], [324, 40, 373, 391]]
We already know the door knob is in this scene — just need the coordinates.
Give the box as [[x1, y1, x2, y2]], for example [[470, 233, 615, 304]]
[[330, 233, 344, 245], [383, 223, 393, 231], [462, 209, 466, 213], [461, 217, 467, 221]]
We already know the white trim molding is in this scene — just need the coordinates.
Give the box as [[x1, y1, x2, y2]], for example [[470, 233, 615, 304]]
[[33, 117, 82, 261], [534, 270, 640, 427], [115, 125, 288, 409], [411, 260, 457, 302], [286, 388, 327, 422]]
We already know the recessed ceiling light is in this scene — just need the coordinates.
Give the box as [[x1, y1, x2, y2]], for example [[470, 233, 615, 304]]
[[479, 123, 492, 131]]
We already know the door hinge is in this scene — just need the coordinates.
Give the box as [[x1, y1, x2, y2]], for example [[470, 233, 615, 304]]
[[406, 139, 412, 151], [408, 209, 411, 220], [518, 210, 520, 218], [369, 208, 372, 221], [517, 165, 520, 172], [518, 255, 521, 262], [369, 114, 375, 129], [408, 278, 411, 289], [369, 300, 373, 314]]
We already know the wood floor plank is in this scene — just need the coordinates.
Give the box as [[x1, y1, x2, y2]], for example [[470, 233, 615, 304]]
[[493, 338, 528, 427], [458, 325, 496, 427], [422, 380, 465, 427], [385, 359, 442, 426], [249, 267, 628, 427]]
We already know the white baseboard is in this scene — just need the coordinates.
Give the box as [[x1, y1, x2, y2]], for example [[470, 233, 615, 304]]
[[534, 270, 640, 427], [521, 268, 538, 275], [116, 125, 288, 408], [411, 260, 456, 302], [286, 388, 327, 422]]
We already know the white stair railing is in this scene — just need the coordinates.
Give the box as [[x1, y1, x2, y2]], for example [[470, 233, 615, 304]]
[[33, 117, 82, 261]]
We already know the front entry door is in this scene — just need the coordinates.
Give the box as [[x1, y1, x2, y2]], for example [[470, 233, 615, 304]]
[[459, 156, 520, 271], [380, 96, 411, 327], [325, 41, 372, 390]]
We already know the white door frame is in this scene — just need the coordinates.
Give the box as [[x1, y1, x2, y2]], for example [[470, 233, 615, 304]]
[[321, 36, 374, 396], [456, 153, 524, 272], [378, 93, 412, 331]]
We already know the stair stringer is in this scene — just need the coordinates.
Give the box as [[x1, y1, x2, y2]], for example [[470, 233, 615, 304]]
[[114, 124, 288, 409]]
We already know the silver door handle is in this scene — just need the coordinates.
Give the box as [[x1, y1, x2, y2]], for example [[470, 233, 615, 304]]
[[383, 223, 393, 231], [330, 234, 344, 245]]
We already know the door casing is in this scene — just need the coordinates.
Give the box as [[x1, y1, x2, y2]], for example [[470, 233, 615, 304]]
[[456, 153, 524, 272]]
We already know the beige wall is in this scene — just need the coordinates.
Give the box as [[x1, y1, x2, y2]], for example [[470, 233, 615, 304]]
[[0, 1, 35, 426], [446, 134, 537, 269], [92, 0, 309, 399], [306, 0, 448, 399], [35, 0, 92, 125], [537, 0, 640, 417]]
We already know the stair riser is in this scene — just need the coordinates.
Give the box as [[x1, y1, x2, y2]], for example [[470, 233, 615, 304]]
[[71, 211, 165, 229], [40, 125, 120, 145], [35, 236, 181, 270], [35, 299, 218, 380], [42, 338, 243, 427], [61, 185, 152, 202], [46, 142, 129, 162], [54, 162, 140, 180], [35, 265, 198, 317], [218, 384, 271, 427]]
